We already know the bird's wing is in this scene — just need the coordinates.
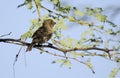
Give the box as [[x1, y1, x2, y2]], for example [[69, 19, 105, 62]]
[[32, 27, 45, 39]]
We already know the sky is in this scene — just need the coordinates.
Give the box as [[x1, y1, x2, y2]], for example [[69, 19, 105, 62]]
[[0, 0, 120, 78]]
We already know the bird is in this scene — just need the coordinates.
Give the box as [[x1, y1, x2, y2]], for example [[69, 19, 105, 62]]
[[26, 19, 56, 52]]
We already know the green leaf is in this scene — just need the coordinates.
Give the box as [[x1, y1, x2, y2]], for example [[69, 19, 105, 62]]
[[53, 27, 62, 39], [65, 6, 71, 11], [25, 0, 33, 9], [109, 68, 119, 78], [110, 32, 117, 35], [86, 7, 95, 15], [106, 29, 113, 35], [95, 13, 106, 22], [56, 5, 71, 13], [31, 19, 38, 25], [80, 37, 86, 43], [116, 58, 120, 63], [51, 0, 59, 4], [74, 7, 84, 16], [53, 59, 72, 69], [71, 52, 86, 57], [61, 60, 72, 69], [29, 25, 35, 31], [59, 38, 72, 48], [55, 19, 66, 30], [95, 8, 103, 13], [97, 25, 104, 30], [86, 59, 94, 69], [21, 33, 28, 40], [74, 43, 81, 48], [69, 16, 75, 22], [31, 19, 42, 29]]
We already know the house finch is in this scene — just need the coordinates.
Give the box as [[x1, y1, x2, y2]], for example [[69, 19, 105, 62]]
[[26, 19, 56, 52]]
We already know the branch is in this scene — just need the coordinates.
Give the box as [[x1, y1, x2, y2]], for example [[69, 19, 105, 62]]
[[0, 38, 114, 53], [65, 47, 113, 53]]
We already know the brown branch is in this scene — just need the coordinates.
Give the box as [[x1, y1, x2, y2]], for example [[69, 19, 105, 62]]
[[0, 38, 114, 53], [0, 38, 28, 45], [64, 47, 113, 53]]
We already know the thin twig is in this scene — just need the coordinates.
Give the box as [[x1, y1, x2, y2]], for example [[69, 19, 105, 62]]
[[0, 32, 12, 37], [33, 0, 41, 21], [13, 46, 23, 78], [13, 46, 23, 66], [17, 2, 26, 8], [41, 5, 67, 18]]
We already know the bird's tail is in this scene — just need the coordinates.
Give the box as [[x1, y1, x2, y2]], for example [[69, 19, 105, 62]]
[[26, 43, 35, 52]]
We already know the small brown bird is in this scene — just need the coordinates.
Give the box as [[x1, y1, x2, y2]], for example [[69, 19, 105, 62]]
[[26, 19, 56, 52]]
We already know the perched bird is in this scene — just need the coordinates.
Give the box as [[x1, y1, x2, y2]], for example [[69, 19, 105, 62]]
[[26, 19, 56, 52]]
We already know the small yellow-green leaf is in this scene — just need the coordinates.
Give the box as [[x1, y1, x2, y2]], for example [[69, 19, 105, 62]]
[[79, 52, 86, 56], [59, 39, 71, 48], [86, 7, 95, 15], [26, 0, 33, 9], [29, 25, 35, 31], [69, 16, 75, 22], [74, 8, 84, 16], [55, 19, 66, 30], [31, 19, 38, 25], [21, 33, 28, 40], [31, 19, 42, 29], [74, 43, 81, 48], [98, 25, 104, 29], [95, 8, 103, 13], [65, 6, 71, 10], [53, 59, 72, 68], [51, 0, 59, 4], [86, 59, 93, 69], [71, 52, 86, 57], [62, 60, 72, 68], [80, 37, 86, 43], [106, 29, 113, 35], [109, 68, 119, 78], [71, 52, 79, 57], [95, 13, 106, 22]]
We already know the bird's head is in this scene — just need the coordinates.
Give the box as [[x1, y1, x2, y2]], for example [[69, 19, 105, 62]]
[[43, 19, 56, 28]]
